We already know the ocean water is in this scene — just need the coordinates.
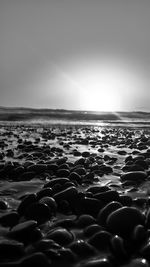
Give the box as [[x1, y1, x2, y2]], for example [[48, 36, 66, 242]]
[[0, 118, 150, 128]]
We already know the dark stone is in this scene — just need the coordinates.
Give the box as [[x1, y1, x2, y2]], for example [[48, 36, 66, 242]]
[[84, 224, 104, 237], [57, 168, 70, 177], [36, 188, 53, 200], [69, 240, 96, 257], [94, 190, 120, 204], [0, 239, 24, 260], [46, 228, 74, 246], [0, 212, 19, 227], [9, 220, 37, 242], [97, 201, 123, 226], [107, 207, 144, 236], [76, 214, 96, 228], [25, 202, 52, 223], [17, 193, 37, 216], [121, 171, 147, 182], [88, 230, 112, 250], [39, 197, 57, 214]]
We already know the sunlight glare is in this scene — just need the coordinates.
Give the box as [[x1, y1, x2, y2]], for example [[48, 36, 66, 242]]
[[73, 65, 132, 111]]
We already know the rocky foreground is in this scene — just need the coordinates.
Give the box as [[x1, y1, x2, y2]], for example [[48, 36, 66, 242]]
[[0, 124, 150, 266]]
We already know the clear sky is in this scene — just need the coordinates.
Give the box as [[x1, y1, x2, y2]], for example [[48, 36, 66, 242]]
[[0, 0, 150, 111]]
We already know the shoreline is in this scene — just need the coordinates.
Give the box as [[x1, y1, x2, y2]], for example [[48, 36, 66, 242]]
[[0, 123, 150, 266]]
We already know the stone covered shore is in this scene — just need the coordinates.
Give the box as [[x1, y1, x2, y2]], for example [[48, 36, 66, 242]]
[[0, 124, 150, 266]]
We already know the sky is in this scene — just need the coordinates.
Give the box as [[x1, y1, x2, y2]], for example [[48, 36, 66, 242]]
[[0, 0, 150, 111]]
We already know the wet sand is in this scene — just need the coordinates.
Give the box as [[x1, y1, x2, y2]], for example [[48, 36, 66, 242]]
[[0, 123, 150, 266]]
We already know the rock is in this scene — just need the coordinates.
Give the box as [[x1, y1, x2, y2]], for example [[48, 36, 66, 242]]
[[88, 230, 112, 250], [57, 169, 70, 177], [119, 195, 132, 206], [75, 197, 103, 217], [111, 235, 127, 259], [39, 197, 57, 214], [94, 190, 120, 204], [107, 207, 144, 236], [121, 171, 147, 182], [69, 172, 82, 184], [9, 220, 37, 242], [52, 217, 76, 228], [97, 201, 122, 226], [76, 214, 96, 228], [0, 212, 19, 227], [25, 202, 52, 223], [27, 164, 47, 174], [75, 168, 86, 175], [82, 151, 90, 158], [17, 193, 37, 216], [47, 164, 58, 172], [118, 150, 127, 155], [99, 165, 113, 174], [87, 186, 110, 194], [46, 228, 74, 246], [0, 200, 8, 210], [132, 225, 147, 243], [36, 188, 53, 200], [84, 224, 103, 237], [69, 240, 96, 257], [44, 178, 69, 188], [33, 239, 60, 252], [0, 239, 24, 260], [140, 242, 150, 260], [53, 186, 78, 204]]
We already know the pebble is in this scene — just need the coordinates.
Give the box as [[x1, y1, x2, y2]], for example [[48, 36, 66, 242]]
[[75, 197, 103, 217], [36, 188, 53, 200], [97, 201, 123, 226], [110, 235, 127, 259], [25, 202, 52, 223], [57, 168, 70, 177], [88, 230, 112, 250], [0, 239, 24, 260], [1, 124, 150, 267], [132, 224, 147, 244], [84, 224, 103, 237], [107, 207, 145, 236], [44, 177, 70, 188], [94, 190, 120, 204], [121, 171, 147, 182], [69, 240, 96, 257], [76, 214, 96, 228], [140, 242, 150, 260], [39, 197, 57, 214], [0, 200, 8, 210], [17, 193, 37, 216], [46, 228, 74, 246], [0, 212, 19, 227], [9, 220, 37, 241]]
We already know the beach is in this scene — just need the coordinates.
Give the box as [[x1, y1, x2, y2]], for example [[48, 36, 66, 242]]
[[0, 121, 149, 266]]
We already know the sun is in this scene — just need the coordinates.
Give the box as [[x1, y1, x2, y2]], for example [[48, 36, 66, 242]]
[[75, 66, 126, 111], [49, 58, 138, 111]]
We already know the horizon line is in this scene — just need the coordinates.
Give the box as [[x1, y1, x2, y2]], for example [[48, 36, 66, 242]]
[[0, 105, 150, 114]]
